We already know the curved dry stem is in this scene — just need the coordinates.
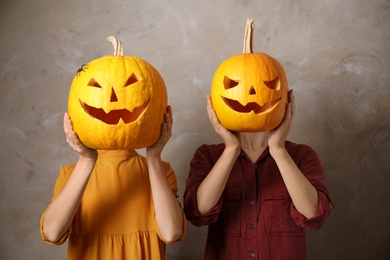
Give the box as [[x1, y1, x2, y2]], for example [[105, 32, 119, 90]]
[[243, 18, 254, 54], [107, 36, 124, 56]]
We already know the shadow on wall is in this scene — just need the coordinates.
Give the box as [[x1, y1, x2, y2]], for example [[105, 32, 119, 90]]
[[305, 82, 390, 259]]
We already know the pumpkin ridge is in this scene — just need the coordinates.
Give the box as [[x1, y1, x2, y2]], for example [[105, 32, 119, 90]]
[[250, 53, 271, 80]]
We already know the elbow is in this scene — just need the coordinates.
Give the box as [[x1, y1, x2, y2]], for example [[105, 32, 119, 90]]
[[160, 219, 184, 244], [196, 200, 214, 215], [300, 196, 320, 219], [301, 203, 319, 219], [304, 210, 317, 219], [161, 228, 183, 244], [43, 229, 60, 243], [42, 224, 65, 243]]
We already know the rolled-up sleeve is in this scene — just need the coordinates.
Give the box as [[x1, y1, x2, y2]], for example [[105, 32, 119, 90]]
[[289, 144, 334, 230], [291, 190, 334, 230]]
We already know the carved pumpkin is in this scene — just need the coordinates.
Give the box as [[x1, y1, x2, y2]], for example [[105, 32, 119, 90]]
[[210, 18, 289, 132], [68, 36, 167, 150]]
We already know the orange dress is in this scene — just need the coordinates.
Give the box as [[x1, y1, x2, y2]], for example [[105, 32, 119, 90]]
[[40, 150, 185, 260]]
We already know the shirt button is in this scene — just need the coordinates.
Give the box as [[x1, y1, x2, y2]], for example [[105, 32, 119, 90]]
[[250, 252, 256, 257], [250, 224, 255, 229], [250, 200, 255, 205]]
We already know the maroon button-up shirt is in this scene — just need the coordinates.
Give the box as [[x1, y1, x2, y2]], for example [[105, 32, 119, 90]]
[[183, 141, 333, 260]]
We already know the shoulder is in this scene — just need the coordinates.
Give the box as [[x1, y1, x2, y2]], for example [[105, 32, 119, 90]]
[[50, 162, 76, 198], [190, 143, 225, 164], [161, 160, 174, 174], [285, 140, 321, 163], [59, 163, 77, 178], [285, 140, 318, 153], [195, 143, 225, 155]]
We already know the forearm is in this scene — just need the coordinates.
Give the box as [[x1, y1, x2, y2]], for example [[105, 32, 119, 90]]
[[147, 156, 183, 243], [270, 147, 318, 218], [196, 146, 239, 214], [42, 158, 95, 242]]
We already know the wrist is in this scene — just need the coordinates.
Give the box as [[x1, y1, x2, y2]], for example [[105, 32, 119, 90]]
[[146, 151, 162, 161], [78, 148, 98, 160], [224, 144, 241, 158], [76, 155, 97, 177], [79, 153, 98, 163], [78, 158, 97, 167], [269, 145, 287, 158]]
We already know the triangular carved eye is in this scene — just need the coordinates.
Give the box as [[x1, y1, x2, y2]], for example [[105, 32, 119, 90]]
[[264, 76, 280, 90], [87, 78, 102, 88], [125, 73, 138, 87], [223, 76, 239, 90]]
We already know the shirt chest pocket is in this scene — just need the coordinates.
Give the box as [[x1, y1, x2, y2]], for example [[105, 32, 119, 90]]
[[261, 188, 303, 236], [212, 185, 242, 237]]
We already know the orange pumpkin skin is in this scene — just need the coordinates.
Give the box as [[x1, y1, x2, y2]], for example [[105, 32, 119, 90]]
[[211, 52, 288, 132], [210, 19, 289, 132], [68, 53, 167, 150]]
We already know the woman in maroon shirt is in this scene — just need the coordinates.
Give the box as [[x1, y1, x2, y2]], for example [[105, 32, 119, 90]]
[[183, 90, 333, 260]]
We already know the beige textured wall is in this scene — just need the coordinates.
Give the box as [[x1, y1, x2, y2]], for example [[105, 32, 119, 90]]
[[1, 0, 389, 259]]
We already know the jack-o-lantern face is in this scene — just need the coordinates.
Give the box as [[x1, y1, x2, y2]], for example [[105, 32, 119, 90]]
[[210, 18, 288, 132], [68, 37, 167, 150]]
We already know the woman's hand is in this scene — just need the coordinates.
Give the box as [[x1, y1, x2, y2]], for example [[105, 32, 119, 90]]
[[268, 90, 295, 150], [207, 95, 240, 151], [146, 106, 173, 158], [64, 113, 97, 161]]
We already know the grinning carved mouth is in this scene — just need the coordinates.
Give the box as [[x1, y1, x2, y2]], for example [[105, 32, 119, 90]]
[[221, 96, 281, 114], [79, 98, 150, 125]]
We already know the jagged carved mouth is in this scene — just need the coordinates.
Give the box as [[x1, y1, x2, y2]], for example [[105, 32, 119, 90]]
[[221, 96, 281, 114], [79, 98, 150, 124]]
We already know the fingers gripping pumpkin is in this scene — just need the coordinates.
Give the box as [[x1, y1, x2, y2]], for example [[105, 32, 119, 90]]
[[210, 18, 289, 132], [68, 36, 167, 150]]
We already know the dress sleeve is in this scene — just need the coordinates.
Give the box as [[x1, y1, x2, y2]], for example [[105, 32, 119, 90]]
[[40, 165, 74, 245], [289, 145, 334, 230], [183, 145, 223, 227]]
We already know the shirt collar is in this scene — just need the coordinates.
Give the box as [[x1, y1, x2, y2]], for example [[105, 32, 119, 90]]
[[239, 146, 270, 163]]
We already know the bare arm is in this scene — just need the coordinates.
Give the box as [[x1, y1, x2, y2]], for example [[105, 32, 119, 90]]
[[146, 106, 184, 243], [42, 113, 97, 242], [268, 90, 318, 218], [195, 96, 241, 214]]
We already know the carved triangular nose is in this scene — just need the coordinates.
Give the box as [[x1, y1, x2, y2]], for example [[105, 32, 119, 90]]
[[110, 87, 118, 102], [249, 86, 256, 95]]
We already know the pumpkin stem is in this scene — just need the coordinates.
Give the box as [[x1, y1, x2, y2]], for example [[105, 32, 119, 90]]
[[243, 18, 254, 54], [107, 36, 124, 56]]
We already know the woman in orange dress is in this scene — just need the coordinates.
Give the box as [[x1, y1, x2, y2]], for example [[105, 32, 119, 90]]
[[40, 106, 186, 260]]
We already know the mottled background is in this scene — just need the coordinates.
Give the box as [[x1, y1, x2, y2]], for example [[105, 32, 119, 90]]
[[1, 0, 389, 259]]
